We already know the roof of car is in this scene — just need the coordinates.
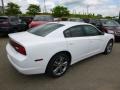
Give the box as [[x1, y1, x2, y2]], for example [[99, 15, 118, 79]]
[[53, 21, 90, 26]]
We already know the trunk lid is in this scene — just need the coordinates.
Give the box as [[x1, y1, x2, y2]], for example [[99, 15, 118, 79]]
[[8, 31, 45, 46]]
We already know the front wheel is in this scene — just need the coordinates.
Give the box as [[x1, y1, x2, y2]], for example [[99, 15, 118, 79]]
[[103, 40, 113, 55], [46, 53, 70, 77]]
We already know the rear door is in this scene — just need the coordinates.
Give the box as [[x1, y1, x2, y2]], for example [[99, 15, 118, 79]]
[[83, 25, 105, 55], [64, 25, 91, 64]]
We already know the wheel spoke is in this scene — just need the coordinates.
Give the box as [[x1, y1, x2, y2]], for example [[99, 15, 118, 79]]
[[59, 66, 64, 73], [62, 61, 68, 67], [53, 61, 59, 66], [59, 56, 64, 63], [52, 55, 69, 76], [53, 66, 60, 74]]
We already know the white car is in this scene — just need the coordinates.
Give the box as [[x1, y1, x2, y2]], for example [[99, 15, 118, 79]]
[[6, 22, 114, 77]]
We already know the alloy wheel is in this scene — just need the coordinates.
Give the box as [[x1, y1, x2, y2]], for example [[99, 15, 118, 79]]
[[52, 56, 68, 76]]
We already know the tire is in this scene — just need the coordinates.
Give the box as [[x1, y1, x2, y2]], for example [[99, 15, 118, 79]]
[[46, 53, 70, 77], [103, 40, 113, 55]]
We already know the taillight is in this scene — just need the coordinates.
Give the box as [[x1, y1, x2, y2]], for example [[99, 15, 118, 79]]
[[9, 39, 26, 55]]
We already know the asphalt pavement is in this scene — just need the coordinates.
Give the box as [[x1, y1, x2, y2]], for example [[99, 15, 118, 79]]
[[0, 37, 120, 90]]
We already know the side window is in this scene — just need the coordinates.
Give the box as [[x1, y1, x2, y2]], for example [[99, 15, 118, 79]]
[[64, 30, 71, 37], [64, 25, 85, 38], [83, 25, 101, 36]]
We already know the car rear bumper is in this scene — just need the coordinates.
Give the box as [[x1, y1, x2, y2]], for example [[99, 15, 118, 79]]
[[6, 44, 46, 75], [8, 54, 45, 75]]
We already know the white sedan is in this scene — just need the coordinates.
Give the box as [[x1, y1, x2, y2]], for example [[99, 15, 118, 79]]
[[6, 22, 114, 77]]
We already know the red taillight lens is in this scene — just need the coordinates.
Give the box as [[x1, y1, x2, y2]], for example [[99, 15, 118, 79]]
[[9, 39, 26, 55]]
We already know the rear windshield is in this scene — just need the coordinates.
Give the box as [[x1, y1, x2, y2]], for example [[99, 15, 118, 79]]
[[28, 23, 64, 37], [0, 17, 8, 23], [102, 20, 120, 27], [33, 15, 54, 21]]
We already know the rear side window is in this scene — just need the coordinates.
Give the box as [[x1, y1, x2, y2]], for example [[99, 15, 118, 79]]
[[83, 25, 101, 36], [28, 23, 64, 37], [64, 25, 85, 37]]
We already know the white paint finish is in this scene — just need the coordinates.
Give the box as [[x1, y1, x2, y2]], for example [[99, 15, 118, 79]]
[[6, 22, 114, 75], [65, 37, 91, 64]]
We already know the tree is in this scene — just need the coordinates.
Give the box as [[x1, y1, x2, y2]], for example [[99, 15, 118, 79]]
[[5, 2, 22, 15], [105, 16, 113, 19], [96, 14, 102, 19], [26, 4, 41, 15], [52, 6, 70, 18]]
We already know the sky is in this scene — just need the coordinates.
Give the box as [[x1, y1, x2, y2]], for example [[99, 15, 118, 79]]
[[0, 0, 120, 16]]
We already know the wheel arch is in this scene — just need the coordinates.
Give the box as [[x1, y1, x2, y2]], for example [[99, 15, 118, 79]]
[[109, 38, 114, 42], [105, 38, 114, 49], [45, 50, 72, 73], [103, 38, 114, 55]]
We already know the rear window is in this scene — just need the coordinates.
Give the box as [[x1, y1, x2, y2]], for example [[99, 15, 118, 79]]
[[0, 17, 8, 23], [33, 15, 54, 21], [28, 23, 64, 37]]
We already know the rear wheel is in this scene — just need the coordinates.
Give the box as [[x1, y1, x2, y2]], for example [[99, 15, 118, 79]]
[[46, 53, 70, 77], [103, 40, 113, 55]]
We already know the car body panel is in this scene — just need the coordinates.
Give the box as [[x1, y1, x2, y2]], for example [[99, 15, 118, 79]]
[[90, 19, 120, 40], [6, 22, 114, 75], [29, 15, 54, 28], [29, 21, 48, 28], [0, 16, 27, 34]]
